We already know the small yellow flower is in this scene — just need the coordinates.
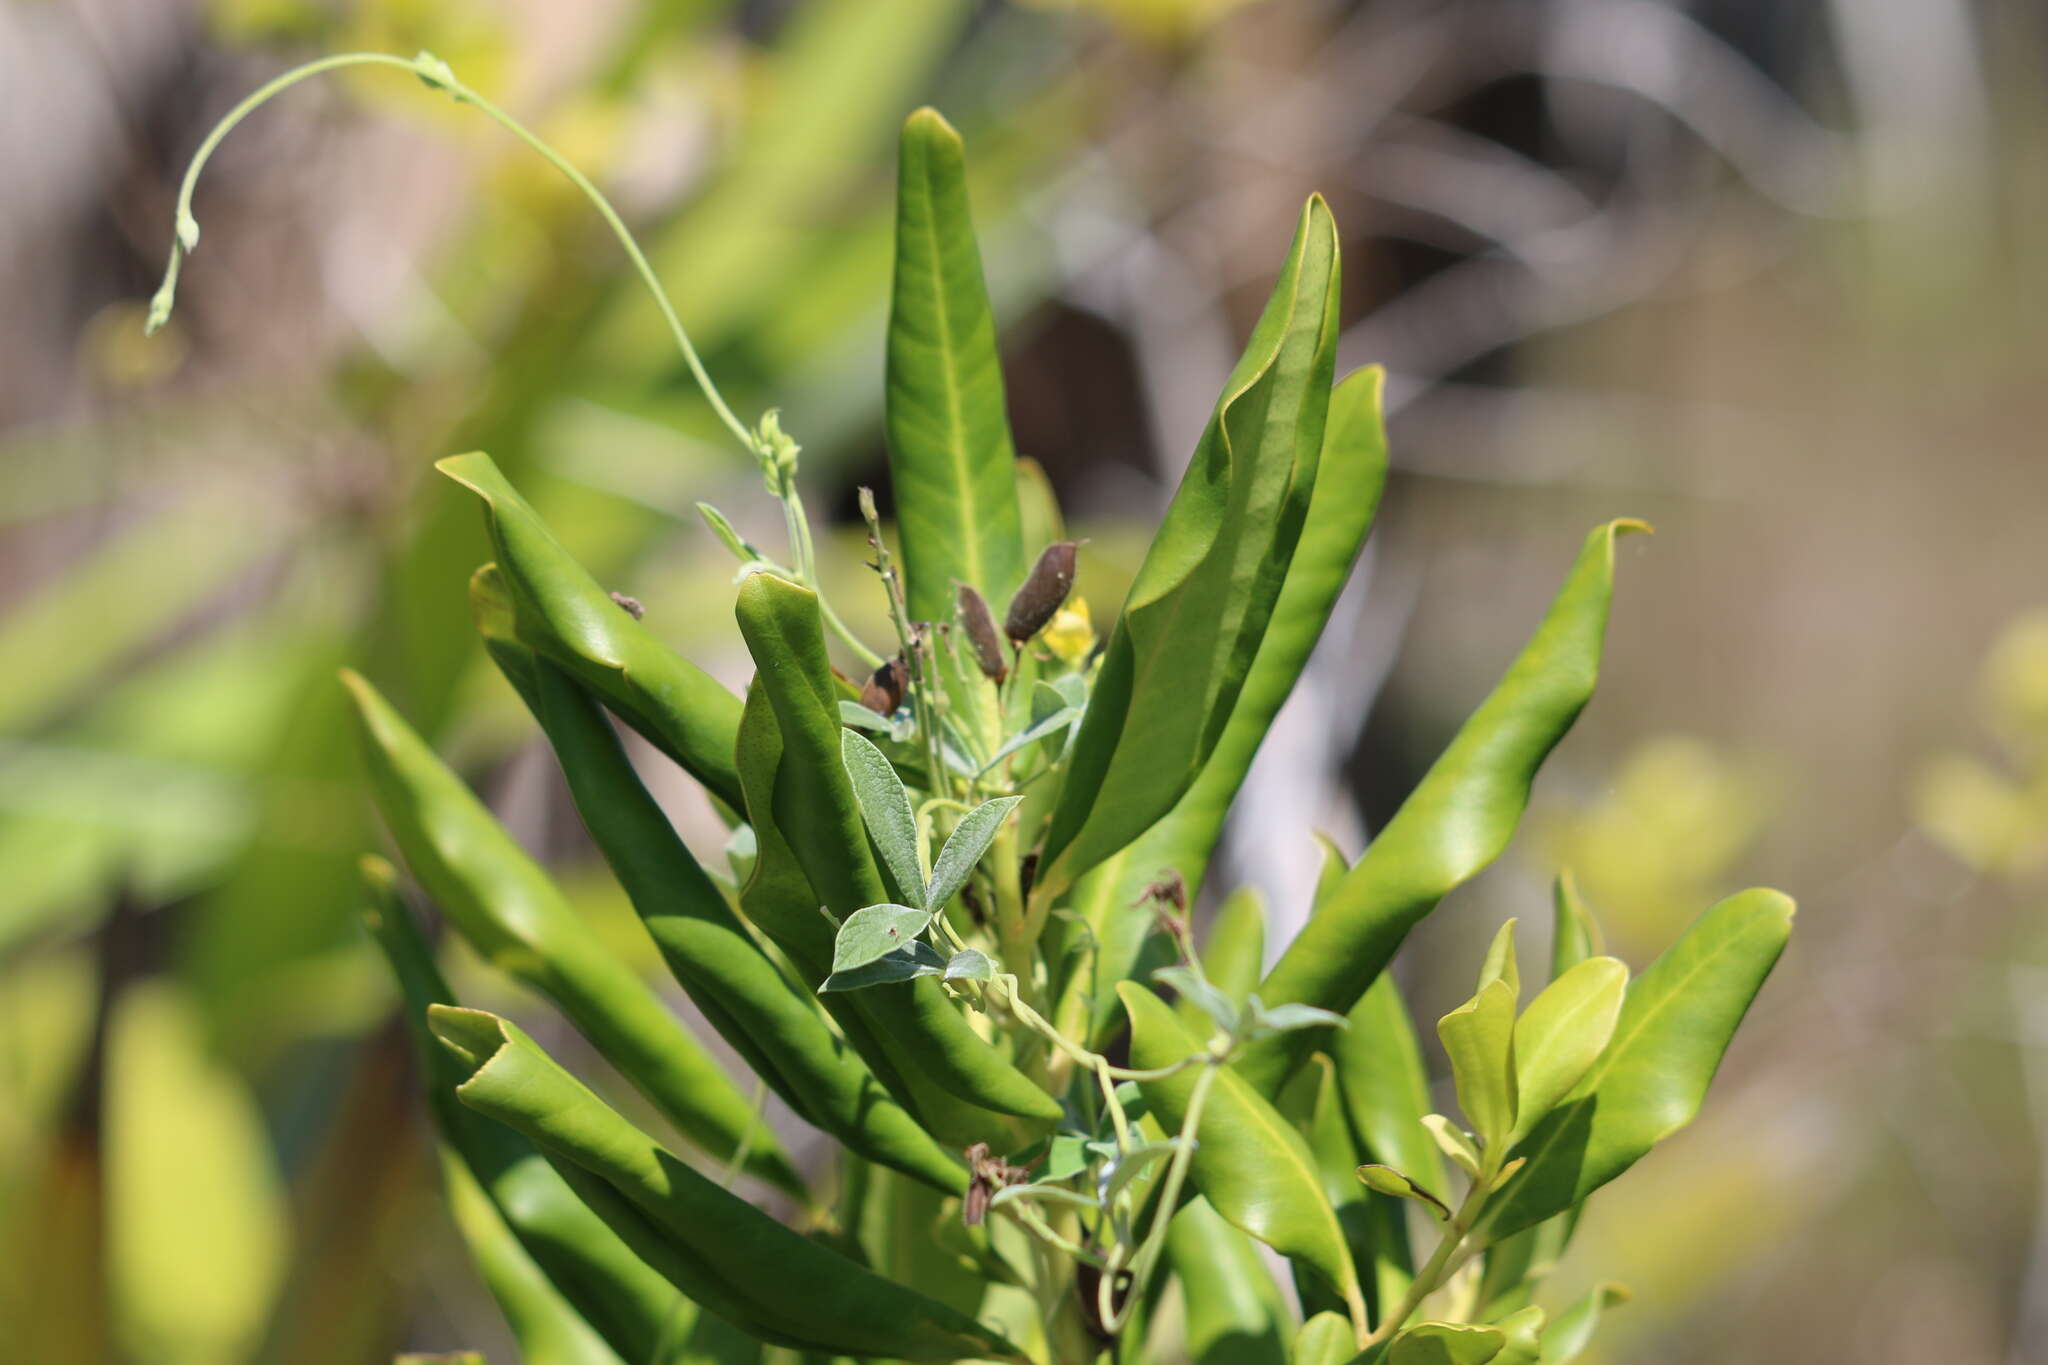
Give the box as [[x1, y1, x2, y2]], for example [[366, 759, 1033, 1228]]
[[1043, 597, 1095, 668]]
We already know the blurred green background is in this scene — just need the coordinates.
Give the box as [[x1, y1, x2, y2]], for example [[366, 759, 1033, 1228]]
[[4, 0, 2046, 1360]]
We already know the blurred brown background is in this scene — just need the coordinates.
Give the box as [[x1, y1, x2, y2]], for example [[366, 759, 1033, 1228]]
[[4, 0, 2046, 1361]]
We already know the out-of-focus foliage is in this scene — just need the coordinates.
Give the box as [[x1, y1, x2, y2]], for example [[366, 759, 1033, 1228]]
[[5, 0, 2048, 1359], [1916, 612, 2048, 877]]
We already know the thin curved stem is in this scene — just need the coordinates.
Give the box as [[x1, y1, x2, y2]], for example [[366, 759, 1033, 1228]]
[[149, 51, 756, 456]]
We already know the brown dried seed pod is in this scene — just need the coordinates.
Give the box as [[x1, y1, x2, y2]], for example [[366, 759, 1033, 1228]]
[[956, 584, 1008, 682], [858, 655, 909, 715], [1004, 541, 1079, 643]]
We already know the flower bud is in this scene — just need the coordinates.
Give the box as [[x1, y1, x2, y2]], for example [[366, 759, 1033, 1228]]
[[956, 584, 1008, 682], [859, 655, 909, 715], [1004, 541, 1079, 644]]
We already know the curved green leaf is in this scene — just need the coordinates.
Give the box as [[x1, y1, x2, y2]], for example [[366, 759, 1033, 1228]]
[[1119, 983, 1363, 1324], [441, 1150, 625, 1365], [1438, 979, 1518, 1152], [362, 858, 709, 1365], [733, 573, 1060, 1140], [429, 1007, 1023, 1363], [1294, 1311, 1359, 1365], [514, 657, 964, 1193], [1508, 957, 1626, 1145], [1335, 974, 1445, 1201], [1333, 973, 1435, 1315], [1388, 1322, 1504, 1365], [341, 670, 804, 1200], [440, 453, 744, 810], [1538, 1283, 1628, 1363], [1055, 372, 1386, 1040], [1191, 886, 1267, 1033], [1242, 519, 1647, 1097], [886, 107, 1027, 623], [1549, 871, 1602, 980], [1166, 1196, 1290, 1365], [927, 796, 1023, 911], [1481, 889, 1794, 1239], [1036, 199, 1344, 901]]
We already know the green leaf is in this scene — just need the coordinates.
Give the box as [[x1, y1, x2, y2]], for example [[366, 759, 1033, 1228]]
[[1538, 1283, 1629, 1363], [822, 941, 949, 992], [1508, 956, 1627, 1144], [885, 107, 1027, 623], [1355, 1165, 1448, 1221], [831, 903, 934, 974], [1035, 199, 1344, 901], [944, 948, 993, 982], [1491, 1306, 1546, 1365], [1420, 1115, 1482, 1180], [1046, 367, 1381, 1039], [1477, 918, 1520, 1001], [1246, 997, 1349, 1039], [1335, 974, 1447, 1202], [1119, 983, 1363, 1323], [1242, 519, 1647, 1098], [362, 860, 719, 1364], [977, 702, 1082, 775], [1101, 1140, 1182, 1208], [988, 1183, 1099, 1214], [695, 501, 768, 567], [503, 629, 965, 1196], [440, 1150, 624, 1365], [428, 1007, 1021, 1363], [1333, 971, 1435, 1314], [1388, 1321, 1505, 1365], [733, 573, 1061, 1140], [1481, 889, 1794, 1239], [1166, 1197, 1291, 1365], [439, 454, 744, 810], [1549, 870, 1603, 980], [925, 795, 1023, 911], [1438, 978, 1518, 1153], [106, 983, 286, 1365], [1195, 886, 1267, 1019], [1291, 1312, 1358, 1365], [1155, 965, 1240, 1037], [341, 670, 806, 1200], [841, 730, 926, 901]]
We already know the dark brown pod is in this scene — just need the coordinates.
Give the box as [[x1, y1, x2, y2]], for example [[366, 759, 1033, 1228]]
[[858, 655, 909, 715], [1004, 541, 1079, 643], [956, 584, 1008, 682]]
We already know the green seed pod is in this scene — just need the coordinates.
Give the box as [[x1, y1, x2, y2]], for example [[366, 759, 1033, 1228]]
[[956, 584, 1008, 681], [1003, 541, 1078, 643]]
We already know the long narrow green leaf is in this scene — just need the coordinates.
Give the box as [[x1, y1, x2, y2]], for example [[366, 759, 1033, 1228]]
[[513, 653, 965, 1194], [439, 453, 744, 810], [440, 1150, 625, 1365], [886, 107, 1027, 623], [1036, 200, 1344, 901], [1333, 973, 1438, 1314], [1480, 889, 1794, 1239], [733, 574, 1060, 1142], [1119, 983, 1362, 1322], [1054, 367, 1384, 1038], [1241, 520, 1646, 1097], [362, 858, 708, 1365], [429, 1007, 1023, 1363], [1165, 1197, 1290, 1365], [341, 670, 805, 1200]]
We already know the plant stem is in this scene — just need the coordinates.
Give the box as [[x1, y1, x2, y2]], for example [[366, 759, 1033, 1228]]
[[1362, 1171, 1494, 1346]]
